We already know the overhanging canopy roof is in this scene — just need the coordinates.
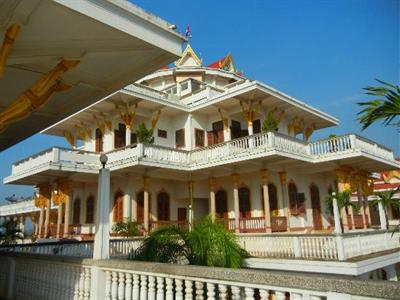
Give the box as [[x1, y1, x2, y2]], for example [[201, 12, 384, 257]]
[[0, 0, 185, 150]]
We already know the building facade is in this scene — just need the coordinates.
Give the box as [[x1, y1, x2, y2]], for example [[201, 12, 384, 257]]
[[1, 45, 399, 240]]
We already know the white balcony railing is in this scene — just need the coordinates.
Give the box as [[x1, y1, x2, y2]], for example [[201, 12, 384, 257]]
[[2, 231, 398, 262], [5, 147, 100, 182], [6, 132, 397, 181], [0, 253, 398, 300]]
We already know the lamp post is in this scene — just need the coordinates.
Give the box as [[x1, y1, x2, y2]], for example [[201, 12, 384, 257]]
[[93, 154, 110, 259]]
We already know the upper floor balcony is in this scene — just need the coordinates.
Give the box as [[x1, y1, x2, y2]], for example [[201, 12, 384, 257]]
[[4, 132, 398, 185]]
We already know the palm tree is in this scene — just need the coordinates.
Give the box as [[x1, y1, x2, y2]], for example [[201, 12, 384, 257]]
[[0, 219, 22, 245], [326, 190, 358, 230], [357, 79, 400, 130], [371, 188, 399, 229], [132, 216, 248, 268]]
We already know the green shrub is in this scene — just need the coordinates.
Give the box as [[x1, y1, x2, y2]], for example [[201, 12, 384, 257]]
[[132, 216, 249, 268], [112, 220, 141, 237], [262, 110, 280, 132], [136, 123, 154, 144]]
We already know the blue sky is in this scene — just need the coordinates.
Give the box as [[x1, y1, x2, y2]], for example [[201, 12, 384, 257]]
[[0, 0, 398, 202]]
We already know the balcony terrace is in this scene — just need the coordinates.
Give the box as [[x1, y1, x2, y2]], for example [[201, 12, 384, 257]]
[[5, 132, 398, 185]]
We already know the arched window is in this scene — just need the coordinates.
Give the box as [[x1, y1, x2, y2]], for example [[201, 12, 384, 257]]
[[157, 192, 170, 221], [113, 190, 124, 222], [95, 128, 103, 152], [310, 185, 322, 230], [86, 195, 95, 224], [262, 184, 279, 214], [238, 187, 251, 218], [215, 190, 228, 218], [136, 190, 144, 223], [288, 182, 298, 214], [73, 198, 81, 224]]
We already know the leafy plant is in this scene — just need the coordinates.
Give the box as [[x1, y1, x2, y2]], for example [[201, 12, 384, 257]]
[[357, 79, 400, 130], [112, 220, 141, 237], [371, 188, 399, 229], [136, 123, 154, 144], [325, 190, 358, 214], [132, 216, 249, 268], [0, 219, 22, 245], [262, 111, 280, 132]]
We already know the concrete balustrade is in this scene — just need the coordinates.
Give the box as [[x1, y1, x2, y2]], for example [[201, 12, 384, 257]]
[[1, 254, 399, 300], [1, 231, 398, 262], [5, 132, 397, 181]]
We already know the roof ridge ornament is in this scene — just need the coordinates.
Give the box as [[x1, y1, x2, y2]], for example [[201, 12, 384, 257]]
[[175, 44, 202, 67]]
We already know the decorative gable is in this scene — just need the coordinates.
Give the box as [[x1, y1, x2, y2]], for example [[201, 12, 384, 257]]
[[208, 53, 236, 72], [175, 44, 202, 67]]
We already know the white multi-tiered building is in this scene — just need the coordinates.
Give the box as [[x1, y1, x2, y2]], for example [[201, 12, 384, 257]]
[[3, 44, 398, 235], [1, 45, 399, 282]]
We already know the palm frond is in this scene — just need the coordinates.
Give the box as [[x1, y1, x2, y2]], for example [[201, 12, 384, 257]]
[[357, 79, 400, 130]]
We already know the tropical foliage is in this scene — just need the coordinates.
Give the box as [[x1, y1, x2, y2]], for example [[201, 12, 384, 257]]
[[112, 220, 141, 237], [325, 189, 358, 214], [132, 216, 249, 268], [357, 79, 400, 130], [371, 188, 400, 229], [262, 110, 280, 132], [0, 219, 22, 245], [136, 122, 154, 144]]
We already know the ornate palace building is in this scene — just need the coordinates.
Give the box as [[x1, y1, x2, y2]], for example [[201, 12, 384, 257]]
[[1, 44, 398, 239]]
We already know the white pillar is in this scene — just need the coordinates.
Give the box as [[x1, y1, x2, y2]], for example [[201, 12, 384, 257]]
[[188, 180, 194, 229], [123, 194, 130, 221], [64, 193, 71, 236], [232, 174, 240, 233], [94, 160, 111, 260], [143, 177, 150, 232], [44, 198, 51, 237], [56, 204, 62, 238], [126, 126, 131, 146], [247, 120, 253, 136], [378, 201, 388, 230], [261, 169, 271, 233], [209, 177, 216, 223], [384, 264, 398, 281], [332, 193, 343, 234], [38, 207, 44, 238]]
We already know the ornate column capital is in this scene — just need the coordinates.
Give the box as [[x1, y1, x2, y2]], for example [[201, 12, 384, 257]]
[[143, 176, 150, 191], [232, 173, 239, 188], [278, 171, 287, 185], [260, 169, 269, 184], [209, 177, 216, 191]]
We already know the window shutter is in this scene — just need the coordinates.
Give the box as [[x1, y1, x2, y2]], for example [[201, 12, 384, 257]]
[[175, 128, 185, 148], [207, 131, 214, 146], [195, 129, 205, 147]]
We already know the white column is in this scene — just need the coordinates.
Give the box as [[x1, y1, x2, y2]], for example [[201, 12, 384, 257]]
[[247, 120, 253, 136], [232, 174, 240, 233], [38, 207, 44, 238], [123, 194, 131, 221], [188, 180, 194, 229], [93, 159, 111, 260], [18, 216, 25, 236], [356, 184, 367, 229], [332, 193, 343, 234], [378, 201, 388, 230], [44, 198, 51, 237], [56, 204, 62, 238], [384, 264, 398, 281], [126, 126, 131, 146], [261, 169, 272, 233], [209, 177, 216, 223], [143, 177, 150, 232], [64, 193, 71, 236]]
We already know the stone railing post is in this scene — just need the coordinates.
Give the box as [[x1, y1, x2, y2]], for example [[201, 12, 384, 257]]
[[137, 143, 144, 158], [335, 235, 346, 261], [293, 236, 301, 258], [90, 266, 106, 300], [52, 147, 60, 163], [326, 292, 352, 300]]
